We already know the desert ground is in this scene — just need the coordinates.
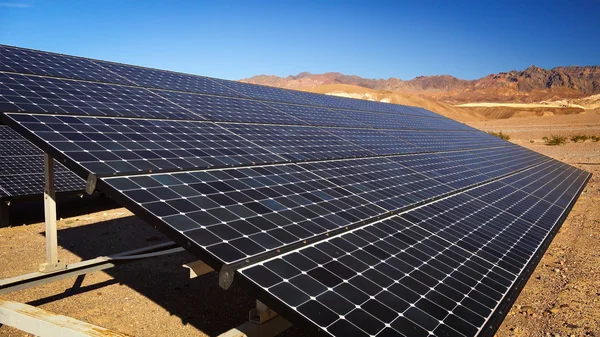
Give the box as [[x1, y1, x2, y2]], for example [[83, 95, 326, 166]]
[[0, 113, 599, 337]]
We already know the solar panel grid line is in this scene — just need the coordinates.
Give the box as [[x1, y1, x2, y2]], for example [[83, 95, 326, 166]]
[[476, 170, 591, 337], [447, 149, 547, 180], [417, 203, 551, 335], [495, 160, 583, 209], [0, 112, 532, 185], [237, 207, 502, 336], [89, 148, 551, 272], [237, 152, 557, 272], [90, 59, 250, 99], [509, 160, 573, 195], [524, 163, 590, 208], [255, 101, 371, 128], [426, 190, 548, 274], [549, 168, 590, 207], [0, 184, 9, 198], [237, 163, 589, 337], [0, 72, 205, 120], [95, 160, 391, 267], [0, 45, 136, 86], [0, 45, 252, 100], [150, 89, 316, 125], [0, 125, 83, 200], [2, 112, 305, 177]]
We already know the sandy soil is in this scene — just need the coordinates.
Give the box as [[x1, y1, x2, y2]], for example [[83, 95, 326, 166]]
[[1, 115, 599, 337]]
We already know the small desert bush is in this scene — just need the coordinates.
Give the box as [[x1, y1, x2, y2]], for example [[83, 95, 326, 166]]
[[544, 135, 567, 146], [591, 135, 600, 142], [488, 131, 510, 140], [570, 134, 589, 143]]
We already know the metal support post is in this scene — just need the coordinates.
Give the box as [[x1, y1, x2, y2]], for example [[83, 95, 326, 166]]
[[183, 260, 214, 278], [218, 300, 291, 337], [1, 241, 181, 295], [0, 201, 9, 227], [39, 154, 66, 273], [249, 300, 278, 324]]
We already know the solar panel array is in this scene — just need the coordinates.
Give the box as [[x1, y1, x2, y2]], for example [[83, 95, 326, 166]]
[[0, 125, 83, 200], [0, 45, 590, 337]]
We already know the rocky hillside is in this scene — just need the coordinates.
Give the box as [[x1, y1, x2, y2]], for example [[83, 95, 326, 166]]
[[242, 66, 600, 103]]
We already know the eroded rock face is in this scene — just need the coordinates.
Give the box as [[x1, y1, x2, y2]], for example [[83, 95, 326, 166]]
[[241, 66, 600, 95]]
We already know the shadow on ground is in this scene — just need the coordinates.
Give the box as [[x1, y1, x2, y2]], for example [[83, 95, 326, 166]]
[[4, 193, 120, 227], [28, 214, 307, 336]]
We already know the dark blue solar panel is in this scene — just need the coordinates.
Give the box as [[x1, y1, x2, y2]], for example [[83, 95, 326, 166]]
[[150, 90, 305, 124], [0, 125, 83, 199], [210, 78, 314, 105], [239, 163, 590, 337], [0, 45, 133, 85], [4, 113, 284, 176], [0, 72, 197, 120]]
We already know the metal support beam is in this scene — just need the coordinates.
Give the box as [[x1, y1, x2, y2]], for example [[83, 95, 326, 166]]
[[0, 201, 9, 228], [1, 242, 181, 295], [183, 260, 214, 278], [249, 300, 278, 324], [0, 297, 131, 336], [39, 154, 65, 273]]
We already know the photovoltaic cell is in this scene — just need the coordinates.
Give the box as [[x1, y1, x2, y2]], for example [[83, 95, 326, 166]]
[[102, 162, 388, 264], [0, 125, 83, 199], [92, 59, 245, 97], [4, 113, 285, 176], [327, 128, 421, 155], [151, 90, 305, 125], [210, 78, 314, 105], [0, 45, 133, 85], [293, 90, 427, 116], [220, 123, 376, 161], [262, 102, 368, 128], [239, 163, 590, 337], [0, 72, 196, 120]]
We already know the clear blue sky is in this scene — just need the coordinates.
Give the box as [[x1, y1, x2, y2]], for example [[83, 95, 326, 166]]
[[1, 0, 599, 81]]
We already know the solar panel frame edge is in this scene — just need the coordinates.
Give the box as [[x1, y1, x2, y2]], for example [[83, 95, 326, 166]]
[[0, 178, 85, 201], [233, 268, 334, 337], [235, 169, 591, 337], [91, 176, 227, 270], [478, 170, 591, 337], [0, 125, 85, 201], [1, 113, 92, 183], [0, 44, 137, 86]]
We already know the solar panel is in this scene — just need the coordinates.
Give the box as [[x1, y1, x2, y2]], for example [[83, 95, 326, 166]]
[[0, 125, 83, 200], [91, 60, 245, 97], [0, 45, 590, 337], [5, 113, 284, 176], [151, 90, 307, 125], [0, 72, 197, 119], [238, 163, 589, 337], [0, 45, 133, 85], [210, 78, 315, 105]]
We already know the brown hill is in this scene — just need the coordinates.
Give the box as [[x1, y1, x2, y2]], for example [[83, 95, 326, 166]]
[[242, 66, 600, 104]]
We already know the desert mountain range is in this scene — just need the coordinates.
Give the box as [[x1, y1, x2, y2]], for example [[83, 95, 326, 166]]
[[241, 66, 600, 121]]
